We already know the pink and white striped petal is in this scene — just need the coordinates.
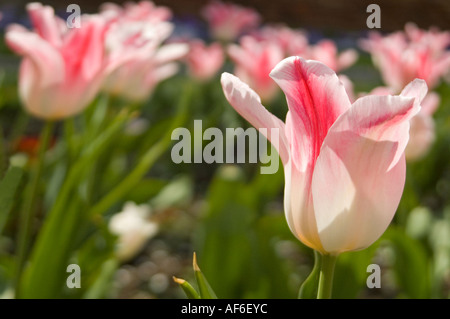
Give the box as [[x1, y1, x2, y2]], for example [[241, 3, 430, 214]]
[[221, 72, 289, 164]]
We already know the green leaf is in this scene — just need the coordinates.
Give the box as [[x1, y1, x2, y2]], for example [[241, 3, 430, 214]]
[[125, 178, 168, 204], [332, 244, 378, 299], [384, 227, 431, 298], [83, 259, 118, 299], [193, 166, 253, 298], [150, 175, 193, 210], [250, 214, 297, 298], [88, 82, 192, 217], [18, 113, 131, 299], [0, 166, 23, 235], [193, 252, 218, 299], [173, 276, 201, 299], [405, 206, 433, 239], [0, 255, 15, 297], [298, 251, 321, 299]]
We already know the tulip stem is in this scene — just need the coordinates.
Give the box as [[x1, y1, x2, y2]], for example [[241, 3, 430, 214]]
[[64, 118, 76, 159], [15, 121, 53, 287], [317, 254, 338, 299], [88, 83, 192, 217]]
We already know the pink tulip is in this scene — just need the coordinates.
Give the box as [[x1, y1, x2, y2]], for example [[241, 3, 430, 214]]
[[185, 40, 224, 81], [228, 36, 284, 102], [360, 25, 450, 91], [100, 1, 172, 23], [202, 0, 261, 42], [309, 40, 358, 72], [100, 2, 188, 101], [404, 23, 450, 56], [251, 25, 309, 58], [221, 57, 425, 254], [103, 39, 188, 101], [5, 3, 107, 120], [337, 75, 355, 102]]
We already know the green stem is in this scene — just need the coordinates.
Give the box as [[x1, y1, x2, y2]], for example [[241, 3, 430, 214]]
[[15, 121, 54, 287], [64, 118, 76, 158], [17, 114, 130, 298], [10, 113, 30, 145], [88, 84, 192, 217], [317, 254, 338, 299], [0, 127, 6, 175], [47, 113, 130, 220], [88, 139, 168, 216]]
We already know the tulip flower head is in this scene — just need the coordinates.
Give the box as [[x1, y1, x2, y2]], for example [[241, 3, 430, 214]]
[[100, 1, 172, 23], [101, 1, 188, 101], [228, 36, 284, 102], [361, 24, 450, 91], [5, 3, 108, 120], [251, 25, 310, 58], [404, 23, 450, 56], [221, 57, 425, 254], [202, 0, 261, 42], [185, 40, 225, 82], [308, 40, 358, 72]]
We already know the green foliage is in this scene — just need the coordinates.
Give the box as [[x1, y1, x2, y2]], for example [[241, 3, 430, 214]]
[[0, 166, 23, 235]]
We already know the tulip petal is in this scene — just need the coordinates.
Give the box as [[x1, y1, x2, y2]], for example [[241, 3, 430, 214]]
[[221, 72, 289, 164], [283, 111, 324, 252], [337, 49, 358, 71], [420, 92, 440, 116], [227, 44, 251, 69], [405, 113, 435, 161], [62, 16, 107, 82], [27, 2, 63, 47], [270, 57, 352, 172], [155, 43, 189, 65], [400, 78, 427, 106], [6, 27, 65, 118], [6, 27, 64, 87], [311, 95, 419, 253]]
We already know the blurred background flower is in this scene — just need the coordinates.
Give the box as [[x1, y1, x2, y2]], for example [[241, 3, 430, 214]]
[[202, 0, 260, 42], [101, 1, 188, 101], [227, 35, 284, 102], [360, 23, 450, 92], [109, 201, 159, 262], [185, 39, 224, 82], [5, 3, 108, 119]]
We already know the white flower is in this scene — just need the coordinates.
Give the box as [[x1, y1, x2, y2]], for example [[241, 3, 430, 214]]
[[109, 201, 158, 262]]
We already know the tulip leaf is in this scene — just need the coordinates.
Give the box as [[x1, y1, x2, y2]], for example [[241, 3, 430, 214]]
[[83, 259, 118, 299], [298, 250, 321, 299], [384, 227, 431, 299], [331, 244, 378, 299], [0, 166, 23, 235], [173, 276, 201, 299], [18, 113, 131, 298], [193, 252, 218, 299], [193, 165, 252, 298], [252, 214, 298, 298], [150, 175, 193, 210], [125, 178, 168, 204]]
